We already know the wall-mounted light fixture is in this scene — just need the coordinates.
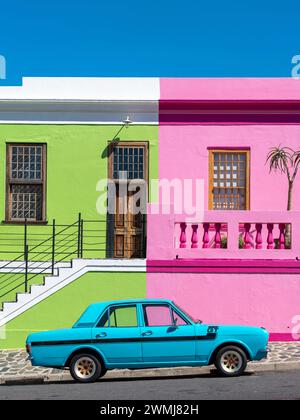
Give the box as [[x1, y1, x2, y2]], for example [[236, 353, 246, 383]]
[[122, 115, 132, 127]]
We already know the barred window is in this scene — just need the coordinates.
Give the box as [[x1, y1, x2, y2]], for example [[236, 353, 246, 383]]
[[6, 144, 46, 222], [112, 146, 145, 180], [209, 150, 250, 210]]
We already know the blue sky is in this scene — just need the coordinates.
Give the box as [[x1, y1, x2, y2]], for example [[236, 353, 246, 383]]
[[0, 0, 299, 84]]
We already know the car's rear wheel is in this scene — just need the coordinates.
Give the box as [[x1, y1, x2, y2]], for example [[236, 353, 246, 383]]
[[214, 346, 247, 377], [70, 353, 103, 383]]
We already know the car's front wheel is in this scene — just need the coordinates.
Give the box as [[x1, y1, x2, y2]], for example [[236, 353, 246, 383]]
[[214, 346, 247, 377], [70, 353, 103, 383]]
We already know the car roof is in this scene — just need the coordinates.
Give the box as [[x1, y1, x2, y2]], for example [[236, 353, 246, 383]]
[[87, 298, 174, 313], [74, 299, 174, 326], [93, 298, 172, 306]]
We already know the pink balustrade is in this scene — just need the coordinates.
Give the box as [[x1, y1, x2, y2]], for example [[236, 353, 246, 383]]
[[177, 221, 291, 251], [179, 222, 228, 250], [147, 208, 300, 260]]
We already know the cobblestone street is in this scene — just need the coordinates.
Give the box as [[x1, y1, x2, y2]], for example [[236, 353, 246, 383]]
[[0, 349, 60, 377], [254, 342, 300, 363], [1, 342, 300, 378]]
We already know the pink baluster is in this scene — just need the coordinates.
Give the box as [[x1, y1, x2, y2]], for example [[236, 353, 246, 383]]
[[214, 223, 221, 248], [267, 223, 274, 249], [202, 223, 210, 248], [191, 224, 199, 248], [243, 223, 252, 249], [179, 223, 187, 248], [278, 223, 286, 250], [255, 223, 263, 249]]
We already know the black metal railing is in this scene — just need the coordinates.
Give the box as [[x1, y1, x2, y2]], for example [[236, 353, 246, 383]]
[[0, 214, 146, 307], [0, 214, 106, 309]]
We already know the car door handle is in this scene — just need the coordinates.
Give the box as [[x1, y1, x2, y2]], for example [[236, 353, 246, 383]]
[[96, 332, 107, 338], [142, 331, 153, 336]]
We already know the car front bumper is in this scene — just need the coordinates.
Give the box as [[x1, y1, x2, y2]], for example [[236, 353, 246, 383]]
[[254, 348, 269, 361]]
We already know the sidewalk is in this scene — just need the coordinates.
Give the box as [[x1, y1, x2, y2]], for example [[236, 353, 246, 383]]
[[1, 342, 300, 385]]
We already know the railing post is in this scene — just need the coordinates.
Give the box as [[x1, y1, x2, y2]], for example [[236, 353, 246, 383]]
[[179, 223, 187, 248], [24, 244, 29, 293], [24, 217, 27, 252], [202, 223, 210, 248], [80, 219, 84, 258], [267, 223, 274, 249], [24, 218, 28, 293], [278, 223, 286, 250], [51, 219, 56, 275], [214, 223, 221, 248], [191, 224, 198, 248], [77, 213, 82, 258], [255, 223, 263, 249], [243, 223, 252, 249]]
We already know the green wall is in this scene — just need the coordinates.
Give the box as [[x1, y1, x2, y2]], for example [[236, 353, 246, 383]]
[[0, 271, 146, 349], [0, 124, 158, 259], [0, 274, 44, 310]]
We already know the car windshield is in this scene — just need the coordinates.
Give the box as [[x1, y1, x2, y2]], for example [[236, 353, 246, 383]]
[[172, 302, 198, 323]]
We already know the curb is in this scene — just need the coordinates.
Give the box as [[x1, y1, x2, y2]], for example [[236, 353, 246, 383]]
[[251, 361, 300, 372], [1, 361, 300, 385]]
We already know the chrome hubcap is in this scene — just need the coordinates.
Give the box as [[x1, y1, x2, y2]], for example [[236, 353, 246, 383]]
[[220, 351, 242, 373], [74, 357, 96, 379]]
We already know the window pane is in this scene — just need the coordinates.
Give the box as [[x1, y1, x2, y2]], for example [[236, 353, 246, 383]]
[[143, 305, 173, 327], [10, 145, 43, 181], [107, 306, 138, 327], [113, 146, 145, 180], [10, 184, 42, 221], [211, 151, 248, 210]]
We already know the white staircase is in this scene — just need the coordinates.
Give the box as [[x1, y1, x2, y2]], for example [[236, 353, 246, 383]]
[[0, 259, 146, 327]]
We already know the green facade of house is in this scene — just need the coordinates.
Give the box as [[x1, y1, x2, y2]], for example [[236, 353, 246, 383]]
[[0, 124, 158, 258]]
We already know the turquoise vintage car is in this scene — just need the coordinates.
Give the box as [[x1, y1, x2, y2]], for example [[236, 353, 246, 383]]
[[26, 299, 269, 383]]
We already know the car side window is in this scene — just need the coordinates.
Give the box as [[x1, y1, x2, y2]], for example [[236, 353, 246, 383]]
[[143, 305, 173, 327], [142, 305, 189, 327], [171, 309, 188, 326], [97, 305, 138, 328]]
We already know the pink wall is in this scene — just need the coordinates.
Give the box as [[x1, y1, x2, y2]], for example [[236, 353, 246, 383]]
[[148, 79, 300, 341], [160, 78, 300, 100], [147, 272, 300, 337], [159, 78, 300, 211], [158, 124, 300, 212]]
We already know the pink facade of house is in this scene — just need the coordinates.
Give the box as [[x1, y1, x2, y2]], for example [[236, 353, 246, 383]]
[[147, 78, 300, 341]]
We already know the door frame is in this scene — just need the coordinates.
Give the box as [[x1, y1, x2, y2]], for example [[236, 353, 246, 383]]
[[107, 141, 149, 258]]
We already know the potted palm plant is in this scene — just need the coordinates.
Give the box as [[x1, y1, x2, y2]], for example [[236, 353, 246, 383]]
[[266, 146, 300, 247]]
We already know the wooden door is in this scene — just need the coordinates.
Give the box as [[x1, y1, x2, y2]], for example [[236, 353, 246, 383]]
[[114, 186, 145, 258], [108, 142, 148, 258]]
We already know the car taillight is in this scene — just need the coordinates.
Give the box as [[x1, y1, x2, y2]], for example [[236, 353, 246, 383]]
[[26, 344, 31, 354]]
